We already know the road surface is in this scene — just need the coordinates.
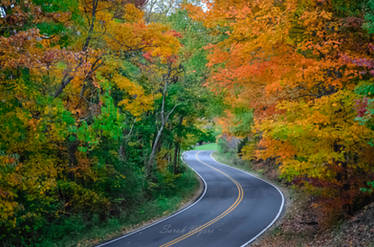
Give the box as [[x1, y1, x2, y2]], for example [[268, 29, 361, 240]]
[[97, 150, 284, 247]]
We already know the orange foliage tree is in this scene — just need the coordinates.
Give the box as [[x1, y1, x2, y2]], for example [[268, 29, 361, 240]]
[[186, 0, 374, 217]]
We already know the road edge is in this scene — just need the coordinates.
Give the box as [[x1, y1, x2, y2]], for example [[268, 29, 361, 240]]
[[95, 151, 207, 247], [208, 151, 285, 247]]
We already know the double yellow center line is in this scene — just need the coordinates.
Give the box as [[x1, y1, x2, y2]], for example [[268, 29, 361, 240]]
[[160, 151, 244, 247]]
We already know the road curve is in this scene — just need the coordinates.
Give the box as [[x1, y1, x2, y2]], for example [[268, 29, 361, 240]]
[[97, 150, 284, 247]]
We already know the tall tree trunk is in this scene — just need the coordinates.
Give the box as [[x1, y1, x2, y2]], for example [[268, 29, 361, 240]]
[[146, 80, 168, 177], [173, 116, 184, 174], [146, 126, 163, 177], [146, 67, 179, 177], [173, 141, 180, 174], [119, 120, 135, 162]]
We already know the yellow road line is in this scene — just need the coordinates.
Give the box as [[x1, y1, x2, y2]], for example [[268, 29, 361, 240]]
[[160, 151, 244, 247]]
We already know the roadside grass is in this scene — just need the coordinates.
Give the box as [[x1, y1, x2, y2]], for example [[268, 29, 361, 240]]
[[211, 148, 261, 177], [44, 165, 199, 247], [193, 143, 218, 151], [194, 143, 264, 179]]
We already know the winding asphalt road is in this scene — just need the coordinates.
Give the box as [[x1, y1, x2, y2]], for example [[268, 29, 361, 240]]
[[97, 150, 284, 247]]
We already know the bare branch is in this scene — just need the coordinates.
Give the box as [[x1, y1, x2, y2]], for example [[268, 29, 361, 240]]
[[166, 103, 180, 122]]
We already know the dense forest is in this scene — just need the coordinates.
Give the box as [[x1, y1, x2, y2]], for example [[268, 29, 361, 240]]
[[1, 0, 374, 246], [0, 0, 220, 245]]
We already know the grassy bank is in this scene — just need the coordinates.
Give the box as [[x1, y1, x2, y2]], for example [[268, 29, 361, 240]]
[[193, 143, 257, 176], [212, 150, 255, 174], [44, 164, 200, 247], [193, 143, 219, 151]]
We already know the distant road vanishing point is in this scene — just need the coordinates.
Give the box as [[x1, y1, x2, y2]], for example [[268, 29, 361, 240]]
[[97, 150, 284, 247]]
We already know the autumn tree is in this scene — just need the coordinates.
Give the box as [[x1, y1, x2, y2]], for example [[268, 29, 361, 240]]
[[0, 0, 218, 245], [186, 0, 374, 220]]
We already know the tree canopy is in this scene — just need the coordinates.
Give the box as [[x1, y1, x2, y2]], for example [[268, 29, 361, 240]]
[[185, 0, 374, 219]]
